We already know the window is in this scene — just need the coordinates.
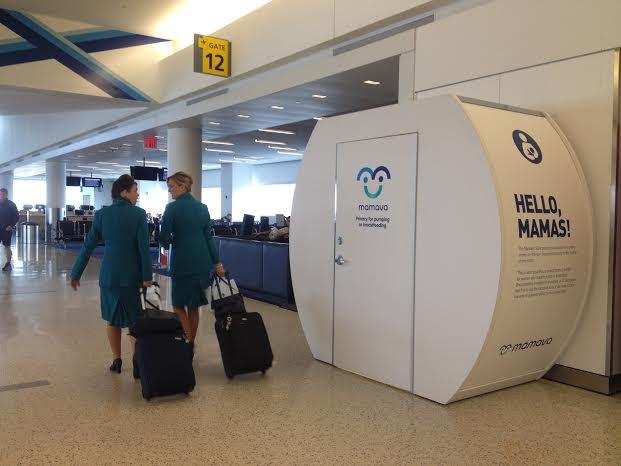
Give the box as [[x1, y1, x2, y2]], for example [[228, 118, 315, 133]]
[[13, 179, 46, 208], [13, 180, 98, 210], [138, 180, 168, 217], [233, 183, 295, 221], [66, 186, 94, 208], [202, 188, 221, 219]]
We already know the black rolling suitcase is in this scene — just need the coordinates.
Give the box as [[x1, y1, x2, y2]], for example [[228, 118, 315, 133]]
[[211, 275, 273, 379], [131, 286, 195, 400]]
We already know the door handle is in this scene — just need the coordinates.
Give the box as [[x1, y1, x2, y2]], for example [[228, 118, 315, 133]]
[[335, 255, 346, 265]]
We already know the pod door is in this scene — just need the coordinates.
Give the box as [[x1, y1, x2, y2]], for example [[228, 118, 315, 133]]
[[333, 133, 417, 390]]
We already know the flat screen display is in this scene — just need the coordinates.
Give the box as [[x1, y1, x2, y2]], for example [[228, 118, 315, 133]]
[[131, 165, 160, 181], [158, 168, 168, 181], [66, 176, 81, 187], [82, 177, 103, 188]]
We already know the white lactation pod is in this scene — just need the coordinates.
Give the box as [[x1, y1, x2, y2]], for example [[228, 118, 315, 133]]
[[290, 95, 593, 404]]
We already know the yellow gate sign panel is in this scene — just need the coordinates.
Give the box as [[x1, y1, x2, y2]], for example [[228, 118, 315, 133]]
[[194, 34, 231, 78]]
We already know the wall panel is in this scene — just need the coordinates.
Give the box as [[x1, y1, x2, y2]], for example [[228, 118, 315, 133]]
[[334, 0, 430, 37], [415, 0, 621, 92]]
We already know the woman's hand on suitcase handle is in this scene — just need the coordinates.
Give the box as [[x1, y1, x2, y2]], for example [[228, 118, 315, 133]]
[[70, 278, 80, 291], [215, 262, 226, 278]]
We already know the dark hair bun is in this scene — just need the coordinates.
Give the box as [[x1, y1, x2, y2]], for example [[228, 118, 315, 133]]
[[111, 174, 137, 199]]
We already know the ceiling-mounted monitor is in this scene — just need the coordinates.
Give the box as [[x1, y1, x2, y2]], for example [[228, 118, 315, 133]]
[[82, 177, 103, 188], [66, 176, 81, 187], [131, 165, 160, 181]]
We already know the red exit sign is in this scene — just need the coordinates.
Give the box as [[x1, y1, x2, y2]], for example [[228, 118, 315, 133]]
[[143, 135, 157, 150]]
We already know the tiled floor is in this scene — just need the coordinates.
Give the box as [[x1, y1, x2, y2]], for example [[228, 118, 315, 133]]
[[0, 243, 619, 465]]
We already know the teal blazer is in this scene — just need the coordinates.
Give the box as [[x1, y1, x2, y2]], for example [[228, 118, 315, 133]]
[[70, 199, 153, 287], [159, 192, 220, 278]]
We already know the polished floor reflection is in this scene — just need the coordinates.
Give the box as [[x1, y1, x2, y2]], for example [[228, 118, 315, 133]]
[[0, 243, 619, 465]]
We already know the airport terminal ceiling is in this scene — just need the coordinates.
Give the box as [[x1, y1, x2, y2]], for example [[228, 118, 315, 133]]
[[14, 56, 399, 179], [0, 0, 274, 41]]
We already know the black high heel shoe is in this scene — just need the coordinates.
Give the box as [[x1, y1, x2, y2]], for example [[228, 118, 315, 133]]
[[109, 358, 122, 373]]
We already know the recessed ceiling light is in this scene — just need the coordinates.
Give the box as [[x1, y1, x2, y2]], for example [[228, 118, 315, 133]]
[[255, 139, 285, 145], [158, 148, 167, 152], [270, 105, 284, 110], [275, 147, 299, 151], [237, 114, 251, 118], [208, 121, 221, 125], [259, 128, 295, 135], [96, 162, 118, 165], [312, 94, 327, 99], [206, 148, 235, 153], [202, 140, 234, 146], [313, 117, 324, 121], [363, 80, 381, 85], [155, 136, 164, 139], [109, 146, 119, 150], [295, 101, 301, 104], [278, 151, 303, 156], [122, 143, 133, 147]]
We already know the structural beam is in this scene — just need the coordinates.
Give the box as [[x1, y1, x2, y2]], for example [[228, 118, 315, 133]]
[[0, 9, 153, 102]]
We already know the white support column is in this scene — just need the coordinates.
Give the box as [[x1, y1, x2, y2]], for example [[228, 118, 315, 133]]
[[167, 127, 202, 199], [399, 50, 415, 103], [45, 160, 66, 242], [0, 170, 14, 200], [220, 163, 233, 218]]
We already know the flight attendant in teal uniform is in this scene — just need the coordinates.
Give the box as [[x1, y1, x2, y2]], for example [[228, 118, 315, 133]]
[[70, 175, 152, 373], [160, 172, 225, 354]]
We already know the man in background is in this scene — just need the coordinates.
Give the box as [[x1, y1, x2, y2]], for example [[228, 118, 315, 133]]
[[0, 188, 19, 271]]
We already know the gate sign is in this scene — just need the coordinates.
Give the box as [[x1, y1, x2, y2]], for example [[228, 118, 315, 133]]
[[194, 34, 231, 78]]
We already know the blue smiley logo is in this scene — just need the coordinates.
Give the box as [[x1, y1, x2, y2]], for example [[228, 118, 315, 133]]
[[356, 166, 391, 199]]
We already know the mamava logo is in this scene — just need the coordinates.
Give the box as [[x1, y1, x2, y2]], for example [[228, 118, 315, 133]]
[[356, 166, 391, 199]]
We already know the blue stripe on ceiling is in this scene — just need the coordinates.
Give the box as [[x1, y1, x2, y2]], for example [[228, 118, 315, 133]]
[[0, 30, 168, 66], [0, 9, 154, 101], [0, 39, 33, 53]]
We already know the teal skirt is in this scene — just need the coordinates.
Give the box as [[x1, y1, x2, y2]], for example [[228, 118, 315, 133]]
[[100, 286, 142, 328], [171, 275, 210, 309]]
